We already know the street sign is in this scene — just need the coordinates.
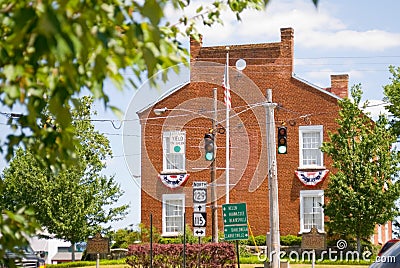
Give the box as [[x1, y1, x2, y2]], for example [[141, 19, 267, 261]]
[[301, 227, 326, 250], [169, 131, 185, 153], [193, 188, 207, 203], [86, 233, 110, 254], [222, 203, 248, 225], [193, 212, 207, 227], [222, 203, 249, 241], [193, 203, 206, 212], [192, 181, 207, 189], [192, 181, 208, 233], [193, 227, 206, 237], [224, 225, 249, 240]]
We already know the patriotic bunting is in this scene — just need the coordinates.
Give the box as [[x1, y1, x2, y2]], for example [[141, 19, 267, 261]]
[[295, 170, 329, 187], [159, 173, 190, 189]]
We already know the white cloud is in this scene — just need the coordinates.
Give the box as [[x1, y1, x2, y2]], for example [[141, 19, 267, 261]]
[[181, 0, 400, 52], [361, 99, 389, 120], [298, 30, 400, 51]]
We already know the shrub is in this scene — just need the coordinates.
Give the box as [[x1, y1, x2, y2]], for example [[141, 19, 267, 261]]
[[247, 235, 266, 246], [126, 242, 236, 267], [281, 235, 302, 246]]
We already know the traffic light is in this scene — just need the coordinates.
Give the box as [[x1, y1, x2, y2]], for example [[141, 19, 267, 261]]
[[204, 133, 215, 161], [277, 126, 287, 154]]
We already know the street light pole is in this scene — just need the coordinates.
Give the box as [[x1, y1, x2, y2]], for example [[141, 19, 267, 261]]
[[211, 87, 218, 243], [265, 89, 280, 268]]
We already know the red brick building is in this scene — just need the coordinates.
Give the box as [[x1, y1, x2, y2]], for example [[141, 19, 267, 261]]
[[137, 28, 391, 243]]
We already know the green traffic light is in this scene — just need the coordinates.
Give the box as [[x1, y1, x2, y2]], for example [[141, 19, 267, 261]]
[[278, 145, 287, 154], [205, 152, 214, 161]]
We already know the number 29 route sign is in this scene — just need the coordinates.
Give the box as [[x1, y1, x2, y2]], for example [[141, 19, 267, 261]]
[[192, 181, 208, 236]]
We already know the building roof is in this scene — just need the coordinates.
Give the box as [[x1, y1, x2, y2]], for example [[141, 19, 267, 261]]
[[51, 252, 83, 262]]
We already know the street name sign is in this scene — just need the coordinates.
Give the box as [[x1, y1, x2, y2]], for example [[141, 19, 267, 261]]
[[222, 203, 247, 225], [224, 225, 249, 240], [222, 203, 249, 241]]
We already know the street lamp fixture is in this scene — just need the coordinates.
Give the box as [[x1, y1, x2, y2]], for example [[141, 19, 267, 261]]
[[154, 107, 168, 115]]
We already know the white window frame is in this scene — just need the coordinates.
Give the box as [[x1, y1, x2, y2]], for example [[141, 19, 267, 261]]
[[162, 130, 186, 173], [299, 125, 324, 169], [385, 223, 389, 243], [162, 194, 185, 237], [378, 224, 382, 244], [299, 190, 324, 233]]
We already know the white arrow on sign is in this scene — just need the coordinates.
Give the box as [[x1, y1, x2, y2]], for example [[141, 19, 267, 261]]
[[193, 203, 206, 212], [193, 227, 206, 237]]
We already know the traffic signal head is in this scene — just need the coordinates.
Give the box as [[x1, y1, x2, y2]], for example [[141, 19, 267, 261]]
[[204, 133, 215, 161], [277, 126, 287, 154]]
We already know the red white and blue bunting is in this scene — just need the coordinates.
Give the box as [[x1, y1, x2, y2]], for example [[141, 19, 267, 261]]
[[159, 173, 190, 189], [295, 170, 329, 187]]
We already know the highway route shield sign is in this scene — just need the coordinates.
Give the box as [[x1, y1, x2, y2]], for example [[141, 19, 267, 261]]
[[193, 212, 207, 227], [193, 188, 207, 203]]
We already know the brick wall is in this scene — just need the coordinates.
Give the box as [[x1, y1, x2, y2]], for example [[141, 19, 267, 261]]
[[139, 28, 346, 237]]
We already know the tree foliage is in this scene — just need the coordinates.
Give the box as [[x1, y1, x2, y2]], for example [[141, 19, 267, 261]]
[[322, 85, 400, 249], [1, 97, 128, 246], [0, 0, 275, 168], [384, 65, 400, 136], [0, 208, 39, 264]]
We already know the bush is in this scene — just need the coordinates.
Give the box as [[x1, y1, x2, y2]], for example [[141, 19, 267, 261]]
[[247, 235, 266, 246], [126, 242, 236, 267], [281, 235, 302, 246]]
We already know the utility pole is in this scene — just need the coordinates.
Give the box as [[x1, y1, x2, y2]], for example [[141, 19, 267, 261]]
[[265, 89, 280, 268], [211, 87, 218, 243]]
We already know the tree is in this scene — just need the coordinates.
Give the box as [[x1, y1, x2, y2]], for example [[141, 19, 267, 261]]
[[384, 65, 400, 136], [0, 0, 319, 257], [321, 85, 400, 253], [0, 0, 319, 168], [110, 228, 141, 249], [0, 208, 40, 266], [1, 97, 128, 261], [0, 0, 265, 167]]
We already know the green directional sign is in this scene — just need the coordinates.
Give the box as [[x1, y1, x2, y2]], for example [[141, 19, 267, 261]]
[[222, 203, 249, 241], [222, 203, 248, 225], [224, 225, 249, 240]]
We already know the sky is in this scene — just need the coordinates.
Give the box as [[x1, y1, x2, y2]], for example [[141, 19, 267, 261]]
[[2, 0, 400, 231]]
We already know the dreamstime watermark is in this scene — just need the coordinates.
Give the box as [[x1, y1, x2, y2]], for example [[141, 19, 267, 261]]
[[257, 239, 376, 263]]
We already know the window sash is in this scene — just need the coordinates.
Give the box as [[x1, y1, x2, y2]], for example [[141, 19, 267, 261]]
[[299, 126, 323, 168], [300, 190, 324, 233], [162, 194, 185, 236], [165, 199, 184, 233], [163, 131, 185, 171], [303, 196, 323, 230]]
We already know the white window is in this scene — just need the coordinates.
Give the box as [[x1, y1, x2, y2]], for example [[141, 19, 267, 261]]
[[163, 131, 186, 172], [162, 194, 185, 236], [299, 125, 323, 168], [300, 190, 324, 233]]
